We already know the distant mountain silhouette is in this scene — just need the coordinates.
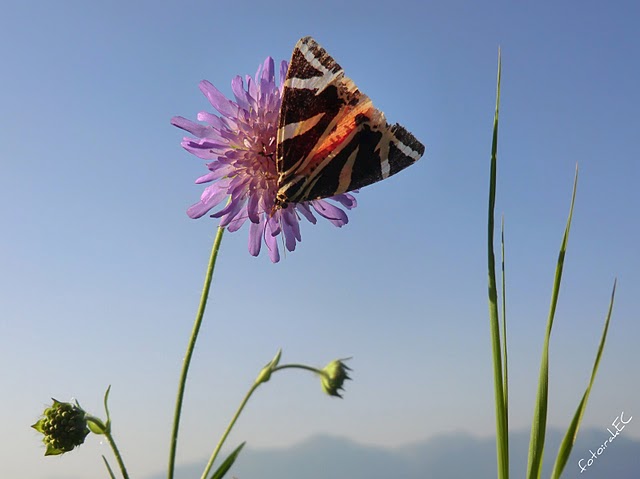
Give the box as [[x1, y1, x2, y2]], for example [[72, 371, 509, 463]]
[[155, 428, 639, 479]]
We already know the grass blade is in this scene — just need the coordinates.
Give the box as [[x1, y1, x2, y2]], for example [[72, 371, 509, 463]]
[[487, 49, 509, 479], [550, 280, 616, 478], [501, 216, 509, 419], [208, 442, 246, 479], [526, 165, 579, 479], [102, 456, 117, 479]]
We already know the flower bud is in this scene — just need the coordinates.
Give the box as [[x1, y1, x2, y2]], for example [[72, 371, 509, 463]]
[[320, 359, 352, 398], [32, 399, 90, 456], [255, 349, 282, 385]]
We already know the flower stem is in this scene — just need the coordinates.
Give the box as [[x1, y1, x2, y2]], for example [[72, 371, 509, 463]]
[[199, 363, 324, 479], [273, 364, 322, 375], [104, 429, 130, 479], [168, 226, 225, 479], [200, 382, 259, 479]]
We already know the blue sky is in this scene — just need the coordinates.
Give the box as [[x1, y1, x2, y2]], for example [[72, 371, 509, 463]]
[[1, 1, 638, 478]]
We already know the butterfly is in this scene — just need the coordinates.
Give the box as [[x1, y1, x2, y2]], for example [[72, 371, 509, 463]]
[[274, 36, 425, 210]]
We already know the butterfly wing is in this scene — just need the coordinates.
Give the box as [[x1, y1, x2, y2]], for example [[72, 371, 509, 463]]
[[275, 36, 425, 207]]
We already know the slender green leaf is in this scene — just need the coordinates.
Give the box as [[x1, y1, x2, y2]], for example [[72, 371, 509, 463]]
[[500, 216, 509, 421], [487, 48, 509, 479], [102, 455, 117, 479], [526, 166, 578, 479], [209, 442, 246, 479], [550, 280, 616, 478]]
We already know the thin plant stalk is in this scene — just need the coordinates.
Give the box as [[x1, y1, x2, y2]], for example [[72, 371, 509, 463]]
[[200, 382, 259, 479], [85, 387, 129, 479], [168, 226, 226, 479], [200, 363, 324, 479], [525, 167, 578, 479], [102, 456, 117, 479], [549, 280, 616, 478], [500, 216, 509, 452], [487, 49, 509, 479], [103, 430, 130, 479]]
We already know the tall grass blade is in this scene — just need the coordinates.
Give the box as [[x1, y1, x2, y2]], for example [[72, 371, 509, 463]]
[[487, 49, 509, 479], [526, 165, 579, 479], [550, 280, 616, 478], [501, 216, 509, 416]]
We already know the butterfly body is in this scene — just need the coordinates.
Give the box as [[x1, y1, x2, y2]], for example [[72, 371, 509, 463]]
[[275, 36, 425, 210]]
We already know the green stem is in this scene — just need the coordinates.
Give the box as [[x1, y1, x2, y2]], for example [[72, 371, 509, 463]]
[[104, 430, 130, 479], [273, 364, 323, 375], [500, 215, 509, 436], [168, 226, 225, 479], [200, 363, 321, 479], [200, 382, 259, 479]]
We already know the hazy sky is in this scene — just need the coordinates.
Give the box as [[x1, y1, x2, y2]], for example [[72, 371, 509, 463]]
[[1, 1, 638, 478]]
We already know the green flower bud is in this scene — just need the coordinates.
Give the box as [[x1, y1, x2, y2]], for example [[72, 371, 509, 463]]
[[255, 349, 282, 385], [320, 359, 352, 398], [32, 399, 90, 456]]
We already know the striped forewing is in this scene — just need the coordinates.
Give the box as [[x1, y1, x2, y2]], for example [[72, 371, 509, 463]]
[[275, 37, 425, 208]]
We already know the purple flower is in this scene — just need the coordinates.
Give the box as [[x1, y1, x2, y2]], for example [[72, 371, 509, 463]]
[[171, 57, 357, 263]]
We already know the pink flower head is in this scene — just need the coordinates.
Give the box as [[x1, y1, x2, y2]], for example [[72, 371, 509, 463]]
[[172, 57, 357, 262]]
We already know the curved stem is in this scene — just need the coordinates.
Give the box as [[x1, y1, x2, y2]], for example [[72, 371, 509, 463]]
[[199, 363, 324, 479], [168, 226, 225, 479], [273, 364, 322, 375], [200, 382, 259, 479], [104, 430, 130, 479]]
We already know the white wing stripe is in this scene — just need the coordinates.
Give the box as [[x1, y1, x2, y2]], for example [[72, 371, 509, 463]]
[[285, 42, 340, 94]]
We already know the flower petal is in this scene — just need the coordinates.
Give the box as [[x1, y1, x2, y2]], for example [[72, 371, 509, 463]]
[[312, 200, 349, 227], [199, 80, 240, 119], [330, 192, 358, 209], [261, 57, 275, 84], [282, 209, 301, 252], [264, 220, 280, 263], [279, 60, 288, 91], [195, 163, 234, 184], [214, 196, 246, 225], [187, 183, 230, 219], [197, 111, 229, 131], [267, 214, 281, 237], [247, 191, 260, 224], [227, 213, 247, 232], [247, 74, 258, 102], [231, 76, 252, 111], [296, 203, 317, 224], [182, 137, 229, 156], [171, 116, 215, 138], [248, 221, 262, 256]]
